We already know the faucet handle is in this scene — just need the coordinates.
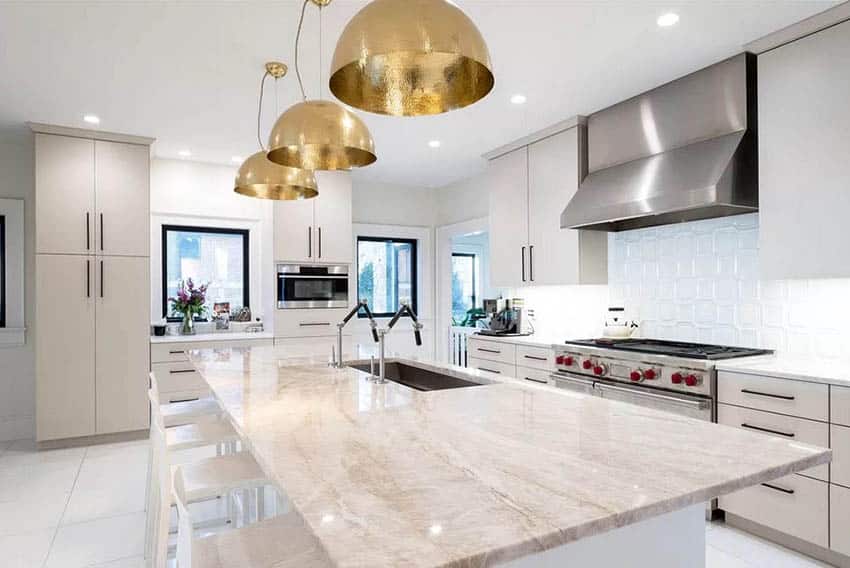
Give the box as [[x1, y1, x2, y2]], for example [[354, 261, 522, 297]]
[[413, 321, 423, 346]]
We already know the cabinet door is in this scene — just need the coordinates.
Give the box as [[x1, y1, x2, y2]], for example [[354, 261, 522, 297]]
[[35, 134, 95, 255], [273, 199, 315, 262], [313, 171, 353, 263], [488, 147, 529, 288], [95, 141, 150, 257], [95, 256, 150, 434], [759, 21, 850, 279], [832, 484, 850, 556], [36, 254, 96, 441]]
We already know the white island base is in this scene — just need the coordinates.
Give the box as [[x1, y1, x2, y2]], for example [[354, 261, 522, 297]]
[[504, 503, 705, 568]]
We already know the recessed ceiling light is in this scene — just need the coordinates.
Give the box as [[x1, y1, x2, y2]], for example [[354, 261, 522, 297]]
[[657, 12, 679, 27], [83, 114, 100, 125], [510, 94, 527, 105], [231, 156, 243, 164], [178, 150, 192, 158], [428, 140, 441, 148]]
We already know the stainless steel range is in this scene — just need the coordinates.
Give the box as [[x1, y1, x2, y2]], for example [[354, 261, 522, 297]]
[[551, 339, 772, 421]]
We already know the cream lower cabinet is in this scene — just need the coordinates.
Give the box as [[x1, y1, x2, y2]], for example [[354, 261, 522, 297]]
[[832, 484, 850, 557], [36, 255, 96, 440]]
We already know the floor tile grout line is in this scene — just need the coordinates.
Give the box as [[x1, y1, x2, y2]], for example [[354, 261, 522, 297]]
[[89, 553, 145, 568], [42, 445, 88, 568], [57, 508, 148, 530]]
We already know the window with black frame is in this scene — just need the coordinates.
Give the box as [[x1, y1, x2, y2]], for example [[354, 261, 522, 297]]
[[0, 215, 6, 328], [356, 236, 417, 318], [162, 225, 249, 320], [451, 252, 478, 323]]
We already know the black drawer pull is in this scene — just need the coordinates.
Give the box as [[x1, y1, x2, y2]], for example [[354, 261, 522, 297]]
[[169, 369, 196, 374], [523, 355, 547, 361], [741, 423, 795, 438], [299, 322, 330, 327], [169, 397, 200, 403], [741, 388, 795, 401], [479, 367, 501, 374], [478, 348, 501, 354], [761, 482, 795, 495], [524, 376, 547, 384], [169, 350, 186, 354]]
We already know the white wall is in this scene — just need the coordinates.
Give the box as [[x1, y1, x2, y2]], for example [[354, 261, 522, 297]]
[[0, 128, 35, 440], [352, 180, 437, 226], [150, 158, 274, 325], [434, 174, 488, 226]]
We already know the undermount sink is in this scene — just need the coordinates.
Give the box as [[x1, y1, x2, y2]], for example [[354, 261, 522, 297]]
[[348, 362, 486, 392]]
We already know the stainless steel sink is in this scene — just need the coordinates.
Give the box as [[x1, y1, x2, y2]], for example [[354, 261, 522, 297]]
[[347, 362, 485, 392]]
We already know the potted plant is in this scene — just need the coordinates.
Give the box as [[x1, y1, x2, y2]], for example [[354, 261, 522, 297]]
[[169, 278, 208, 335]]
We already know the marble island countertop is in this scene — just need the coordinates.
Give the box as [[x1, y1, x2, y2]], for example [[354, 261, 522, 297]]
[[190, 347, 830, 567]]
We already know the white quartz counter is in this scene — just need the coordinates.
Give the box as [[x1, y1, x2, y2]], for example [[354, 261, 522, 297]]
[[467, 332, 563, 349], [150, 331, 273, 344], [190, 346, 829, 568], [716, 353, 850, 386]]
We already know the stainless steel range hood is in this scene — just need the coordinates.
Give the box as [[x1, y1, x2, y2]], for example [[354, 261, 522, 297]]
[[561, 53, 758, 232]]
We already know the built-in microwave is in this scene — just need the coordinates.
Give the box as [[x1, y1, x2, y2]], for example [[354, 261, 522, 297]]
[[276, 263, 349, 309]]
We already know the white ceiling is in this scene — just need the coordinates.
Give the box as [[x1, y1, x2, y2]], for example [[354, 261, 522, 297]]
[[0, 0, 836, 188]]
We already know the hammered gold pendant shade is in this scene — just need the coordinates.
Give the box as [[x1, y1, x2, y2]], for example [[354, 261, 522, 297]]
[[266, 100, 377, 170], [329, 0, 494, 116], [234, 150, 318, 200]]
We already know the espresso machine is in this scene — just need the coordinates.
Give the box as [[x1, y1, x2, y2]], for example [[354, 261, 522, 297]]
[[478, 298, 531, 336]]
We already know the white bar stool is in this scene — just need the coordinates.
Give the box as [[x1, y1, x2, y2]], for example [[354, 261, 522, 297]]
[[174, 467, 331, 568], [149, 372, 223, 428]]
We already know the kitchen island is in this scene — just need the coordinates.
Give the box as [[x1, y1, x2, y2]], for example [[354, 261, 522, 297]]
[[190, 346, 830, 567]]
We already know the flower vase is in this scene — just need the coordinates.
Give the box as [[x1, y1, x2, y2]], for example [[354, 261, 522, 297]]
[[180, 312, 195, 335]]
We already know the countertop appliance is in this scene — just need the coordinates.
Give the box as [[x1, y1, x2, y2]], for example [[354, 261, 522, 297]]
[[478, 298, 531, 336], [561, 53, 758, 232], [276, 263, 349, 309]]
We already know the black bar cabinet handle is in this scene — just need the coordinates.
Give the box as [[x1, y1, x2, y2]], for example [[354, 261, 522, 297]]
[[521, 246, 526, 282], [524, 376, 547, 384], [741, 423, 795, 438], [86, 212, 90, 250], [86, 259, 91, 298], [478, 347, 501, 354], [169, 350, 186, 354], [479, 367, 502, 374], [99, 213, 104, 251], [761, 482, 795, 495], [99, 260, 104, 298], [318, 227, 322, 258], [169, 369, 196, 374], [741, 388, 795, 401], [529, 245, 534, 281], [308, 227, 312, 257], [524, 355, 547, 361]]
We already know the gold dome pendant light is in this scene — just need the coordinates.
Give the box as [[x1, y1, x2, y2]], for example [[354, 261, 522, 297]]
[[329, 0, 494, 116], [267, 0, 376, 171], [235, 62, 318, 200]]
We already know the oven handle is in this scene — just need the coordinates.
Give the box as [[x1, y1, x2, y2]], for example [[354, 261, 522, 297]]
[[550, 373, 596, 389], [595, 382, 710, 410], [278, 274, 349, 280]]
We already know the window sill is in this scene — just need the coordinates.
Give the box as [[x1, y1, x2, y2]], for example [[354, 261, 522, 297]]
[[0, 327, 26, 347]]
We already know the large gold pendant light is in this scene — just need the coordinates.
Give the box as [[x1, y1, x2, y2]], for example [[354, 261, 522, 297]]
[[329, 0, 494, 117], [267, 0, 376, 171], [235, 62, 318, 200]]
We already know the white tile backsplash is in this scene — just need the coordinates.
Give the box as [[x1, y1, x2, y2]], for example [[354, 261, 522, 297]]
[[609, 213, 850, 357]]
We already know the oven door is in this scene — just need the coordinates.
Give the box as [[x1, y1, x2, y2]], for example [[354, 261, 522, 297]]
[[277, 273, 349, 309], [550, 372, 597, 396], [594, 381, 712, 421]]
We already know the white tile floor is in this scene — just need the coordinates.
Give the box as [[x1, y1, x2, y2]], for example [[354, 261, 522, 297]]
[[0, 438, 835, 568]]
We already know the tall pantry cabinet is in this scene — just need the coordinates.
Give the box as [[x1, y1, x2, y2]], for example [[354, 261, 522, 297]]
[[31, 124, 153, 442]]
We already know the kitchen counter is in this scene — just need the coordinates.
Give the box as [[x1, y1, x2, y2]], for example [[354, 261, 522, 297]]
[[467, 332, 563, 349], [150, 331, 273, 344], [716, 354, 850, 386], [190, 346, 829, 567]]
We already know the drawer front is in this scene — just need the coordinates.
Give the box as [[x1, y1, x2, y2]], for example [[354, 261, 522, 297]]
[[833, 385, 850, 427], [717, 371, 828, 421], [515, 365, 551, 386], [151, 362, 206, 393], [719, 473, 828, 548], [515, 345, 554, 371], [275, 308, 348, 338], [831, 483, 850, 556], [158, 389, 209, 404], [832, 424, 850, 488], [467, 338, 516, 365], [467, 357, 515, 377], [151, 344, 192, 364], [718, 403, 829, 482]]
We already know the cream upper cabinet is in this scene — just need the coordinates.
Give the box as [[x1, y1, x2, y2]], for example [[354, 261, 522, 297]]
[[312, 171, 353, 263], [36, 254, 96, 441], [528, 128, 606, 285], [35, 134, 95, 255], [95, 140, 150, 257], [488, 146, 529, 288], [758, 21, 850, 279], [273, 171, 353, 264], [274, 199, 315, 262], [95, 256, 150, 434]]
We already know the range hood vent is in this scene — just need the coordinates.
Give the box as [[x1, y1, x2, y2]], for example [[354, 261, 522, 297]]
[[561, 53, 758, 232]]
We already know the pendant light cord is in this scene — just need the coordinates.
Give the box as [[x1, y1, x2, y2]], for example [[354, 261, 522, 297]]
[[257, 70, 270, 151], [294, 0, 309, 101]]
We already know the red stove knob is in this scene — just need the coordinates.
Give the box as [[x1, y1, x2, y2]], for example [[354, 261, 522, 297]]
[[685, 374, 702, 387], [644, 369, 657, 380], [582, 359, 593, 370], [555, 355, 565, 365], [564, 356, 574, 366], [630, 370, 643, 382], [671, 372, 684, 384], [593, 365, 606, 376]]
